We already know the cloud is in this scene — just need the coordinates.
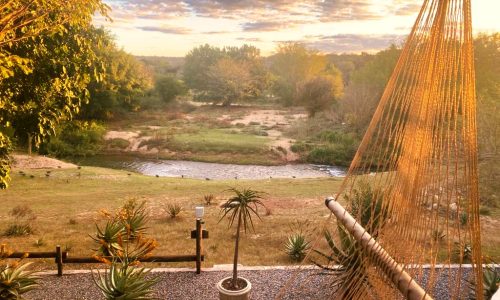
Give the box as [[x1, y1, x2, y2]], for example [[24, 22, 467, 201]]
[[104, 0, 422, 24], [236, 37, 263, 42], [306, 34, 406, 52], [137, 26, 192, 34]]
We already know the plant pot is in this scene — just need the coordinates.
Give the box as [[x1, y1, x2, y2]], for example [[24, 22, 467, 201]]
[[216, 277, 252, 300]]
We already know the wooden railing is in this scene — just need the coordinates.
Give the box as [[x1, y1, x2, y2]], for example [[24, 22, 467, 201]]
[[2, 219, 208, 276]]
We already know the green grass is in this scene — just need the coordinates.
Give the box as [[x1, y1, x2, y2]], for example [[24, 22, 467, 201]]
[[0, 166, 343, 270]]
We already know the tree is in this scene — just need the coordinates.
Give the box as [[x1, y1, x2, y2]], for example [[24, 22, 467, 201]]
[[219, 188, 265, 289], [297, 74, 343, 117], [269, 42, 333, 106], [205, 58, 254, 106], [339, 45, 401, 133], [183, 44, 224, 97], [1, 25, 107, 155], [155, 75, 187, 104], [81, 31, 154, 120], [0, 1, 108, 188], [183, 44, 269, 103], [474, 33, 500, 205]]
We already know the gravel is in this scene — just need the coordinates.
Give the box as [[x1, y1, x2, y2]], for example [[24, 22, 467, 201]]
[[25, 267, 481, 300]]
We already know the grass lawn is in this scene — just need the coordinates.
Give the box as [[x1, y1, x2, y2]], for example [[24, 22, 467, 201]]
[[2, 165, 498, 271], [0, 166, 343, 270]]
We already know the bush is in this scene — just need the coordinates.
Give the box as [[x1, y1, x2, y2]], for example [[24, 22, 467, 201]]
[[4, 205, 36, 236], [204, 194, 215, 206], [41, 121, 105, 157], [166, 203, 183, 218], [108, 138, 130, 150], [4, 224, 34, 236], [284, 234, 310, 262]]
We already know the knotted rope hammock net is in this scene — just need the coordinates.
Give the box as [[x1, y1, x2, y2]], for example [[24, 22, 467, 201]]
[[279, 0, 484, 299]]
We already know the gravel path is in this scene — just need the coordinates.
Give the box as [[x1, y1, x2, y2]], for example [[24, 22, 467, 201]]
[[26, 267, 478, 299]]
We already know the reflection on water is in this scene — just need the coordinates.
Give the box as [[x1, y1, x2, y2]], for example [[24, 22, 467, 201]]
[[74, 155, 346, 180]]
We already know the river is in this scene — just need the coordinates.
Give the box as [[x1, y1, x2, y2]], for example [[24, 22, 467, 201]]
[[73, 155, 346, 180]]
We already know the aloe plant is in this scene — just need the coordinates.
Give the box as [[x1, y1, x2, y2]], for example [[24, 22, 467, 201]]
[[92, 200, 159, 299], [468, 263, 500, 300], [285, 233, 310, 262], [219, 188, 265, 289], [93, 262, 159, 300], [0, 262, 39, 300]]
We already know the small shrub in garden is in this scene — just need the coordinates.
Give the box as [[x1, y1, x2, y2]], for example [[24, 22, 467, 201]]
[[285, 234, 310, 262], [460, 212, 469, 225], [204, 194, 215, 206], [4, 206, 36, 236], [166, 203, 183, 218], [431, 229, 446, 242]]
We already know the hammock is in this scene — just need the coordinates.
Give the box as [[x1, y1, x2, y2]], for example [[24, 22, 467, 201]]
[[279, 0, 483, 298]]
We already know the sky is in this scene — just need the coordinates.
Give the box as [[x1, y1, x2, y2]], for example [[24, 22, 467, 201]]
[[94, 0, 500, 57]]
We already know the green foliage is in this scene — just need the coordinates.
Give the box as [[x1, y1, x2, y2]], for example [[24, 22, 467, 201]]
[[42, 121, 105, 157], [296, 75, 342, 117], [270, 42, 342, 107], [297, 130, 359, 167], [108, 138, 130, 150], [285, 234, 310, 262], [155, 75, 187, 103], [0, 133, 12, 189], [184, 44, 269, 103], [93, 263, 159, 300], [92, 199, 149, 257], [345, 181, 387, 236], [82, 32, 154, 119], [0, 262, 39, 300], [312, 226, 369, 299]]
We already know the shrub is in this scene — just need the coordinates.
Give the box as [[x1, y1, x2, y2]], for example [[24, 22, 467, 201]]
[[204, 194, 215, 206], [479, 207, 491, 216], [431, 229, 446, 242], [4, 224, 34, 236], [284, 234, 310, 262], [4, 205, 36, 236], [460, 212, 469, 225], [41, 121, 105, 157], [108, 138, 130, 150], [166, 203, 183, 218], [34, 237, 46, 247]]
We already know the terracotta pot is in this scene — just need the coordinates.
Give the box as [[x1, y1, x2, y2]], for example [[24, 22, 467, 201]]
[[216, 277, 252, 300]]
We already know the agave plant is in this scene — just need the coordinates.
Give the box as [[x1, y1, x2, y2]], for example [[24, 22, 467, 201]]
[[312, 225, 369, 299], [219, 188, 265, 289], [284, 233, 310, 262], [93, 261, 159, 300], [0, 262, 39, 299], [468, 262, 500, 300]]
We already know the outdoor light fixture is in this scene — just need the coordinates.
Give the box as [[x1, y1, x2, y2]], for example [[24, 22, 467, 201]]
[[195, 206, 204, 219]]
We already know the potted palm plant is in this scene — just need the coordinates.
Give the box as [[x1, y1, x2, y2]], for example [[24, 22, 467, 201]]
[[217, 188, 265, 300]]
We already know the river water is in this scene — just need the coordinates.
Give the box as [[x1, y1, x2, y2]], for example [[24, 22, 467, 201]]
[[75, 155, 346, 180]]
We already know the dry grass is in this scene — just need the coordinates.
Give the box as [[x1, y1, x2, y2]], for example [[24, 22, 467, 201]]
[[0, 166, 342, 270]]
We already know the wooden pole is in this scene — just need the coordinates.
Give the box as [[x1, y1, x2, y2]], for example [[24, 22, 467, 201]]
[[195, 218, 202, 274], [325, 197, 432, 300], [55, 245, 63, 276]]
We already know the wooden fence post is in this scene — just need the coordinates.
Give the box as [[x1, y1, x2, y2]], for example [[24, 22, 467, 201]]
[[56, 245, 63, 276], [195, 219, 202, 274]]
